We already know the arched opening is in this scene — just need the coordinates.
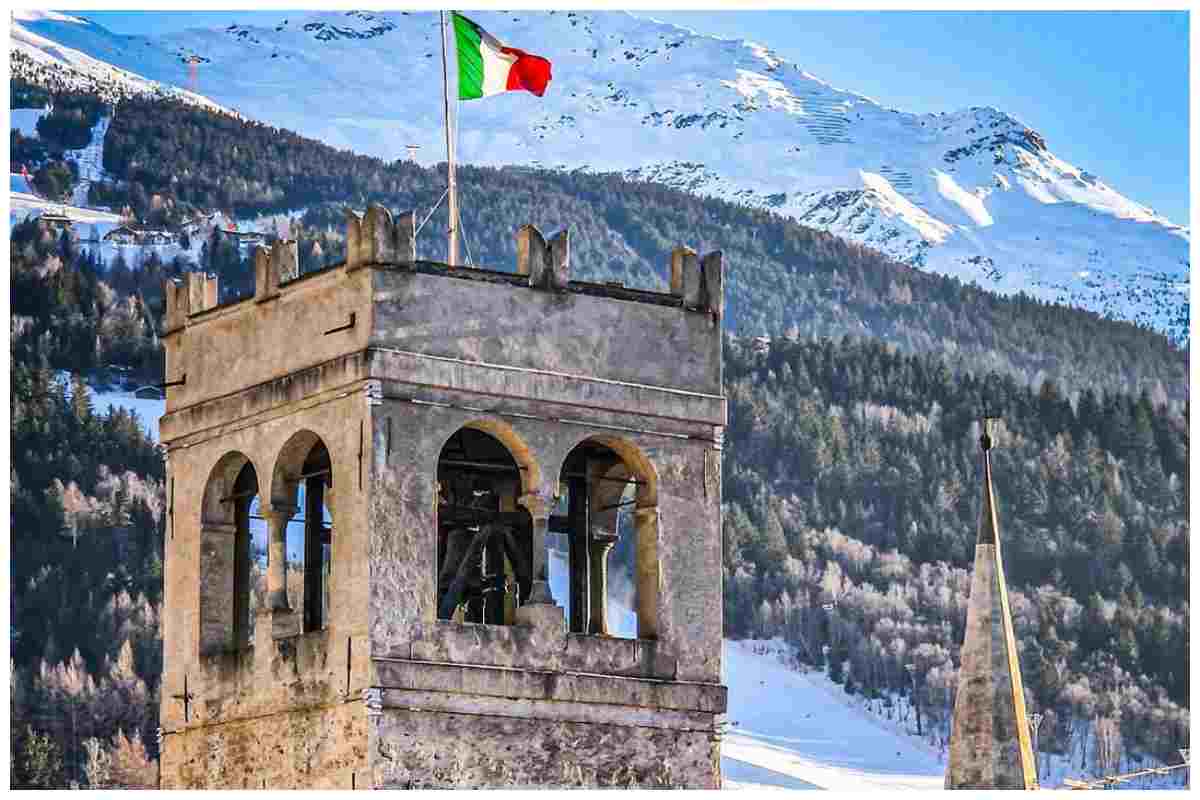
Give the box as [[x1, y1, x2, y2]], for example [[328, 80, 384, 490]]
[[199, 453, 267, 653], [435, 427, 532, 625], [553, 438, 658, 639], [234, 464, 269, 647], [270, 432, 335, 633]]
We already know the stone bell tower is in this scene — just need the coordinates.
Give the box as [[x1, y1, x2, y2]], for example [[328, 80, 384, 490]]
[[157, 206, 728, 788]]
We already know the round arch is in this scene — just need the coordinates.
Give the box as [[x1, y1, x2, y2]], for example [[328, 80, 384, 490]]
[[556, 433, 658, 509], [434, 421, 539, 625], [439, 416, 541, 496], [199, 450, 262, 654], [553, 434, 659, 640], [201, 450, 261, 526], [264, 430, 337, 633], [269, 429, 335, 510]]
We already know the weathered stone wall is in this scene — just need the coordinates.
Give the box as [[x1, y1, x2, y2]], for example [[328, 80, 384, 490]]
[[162, 699, 366, 789], [371, 706, 721, 789], [160, 388, 373, 787], [164, 263, 372, 414], [369, 267, 722, 396]]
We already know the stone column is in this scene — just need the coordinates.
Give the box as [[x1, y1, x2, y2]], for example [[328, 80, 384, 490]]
[[588, 533, 618, 636], [260, 504, 300, 638], [515, 491, 565, 632], [633, 506, 659, 640]]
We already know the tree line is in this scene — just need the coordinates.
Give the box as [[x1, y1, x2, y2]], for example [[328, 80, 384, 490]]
[[721, 334, 1188, 774], [8, 77, 1189, 786]]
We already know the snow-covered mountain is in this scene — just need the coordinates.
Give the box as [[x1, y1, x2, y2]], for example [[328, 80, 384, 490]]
[[11, 10, 1190, 341], [11, 10, 230, 113]]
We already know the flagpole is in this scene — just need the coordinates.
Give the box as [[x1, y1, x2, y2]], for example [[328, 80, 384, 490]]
[[440, 10, 459, 267]]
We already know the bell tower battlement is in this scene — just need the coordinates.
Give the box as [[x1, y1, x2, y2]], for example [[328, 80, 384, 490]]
[[158, 204, 728, 789]]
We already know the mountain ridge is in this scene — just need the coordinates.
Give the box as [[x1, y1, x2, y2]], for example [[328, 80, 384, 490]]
[[9, 9, 1190, 341]]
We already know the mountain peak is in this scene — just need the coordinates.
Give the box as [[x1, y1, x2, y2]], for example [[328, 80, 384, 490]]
[[9, 10, 1189, 341]]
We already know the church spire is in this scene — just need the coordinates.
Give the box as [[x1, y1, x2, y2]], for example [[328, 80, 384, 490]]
[[946, 416, 1039, 789]]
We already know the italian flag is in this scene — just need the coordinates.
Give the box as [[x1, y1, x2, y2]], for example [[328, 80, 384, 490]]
[[452, 12, 552, 100]]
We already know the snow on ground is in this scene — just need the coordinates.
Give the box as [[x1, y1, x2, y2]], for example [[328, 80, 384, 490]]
[[234, 207, 310, 237], [29, 378, 1195, 791], [63, 113, 111, 207], [722, 640, 944, 790], [9, 191, 124, 228], [933, 169, 993, 227], [54, 370, 164, 442], [90, 237, 201, 269], [11, 13, 231, 113], [10, 109, 127, 242]]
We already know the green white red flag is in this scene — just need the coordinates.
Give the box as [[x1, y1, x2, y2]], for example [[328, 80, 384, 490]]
[[452, 12, 552, 100]]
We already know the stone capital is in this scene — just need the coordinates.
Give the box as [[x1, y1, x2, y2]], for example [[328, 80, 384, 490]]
[[260, 504, 297, 523], [518, 491, 551, 520]]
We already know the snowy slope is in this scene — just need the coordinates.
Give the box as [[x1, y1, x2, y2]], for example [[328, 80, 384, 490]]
[[10, 10, 1189, 340], [554, 561, 942, 788], [8, 105, 126, 238], [10, 190, 123, 230], [63, 111, 110, 207], [11, 10, 230, 113], [721, 640, 943, 790]]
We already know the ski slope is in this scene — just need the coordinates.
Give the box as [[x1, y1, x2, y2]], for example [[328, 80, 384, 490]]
[[64, 112, 111, 207], [721, 640, 944, 790], [548, 569, 942, 787]]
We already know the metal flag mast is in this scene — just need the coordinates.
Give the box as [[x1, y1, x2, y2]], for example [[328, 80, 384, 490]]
[[440, 10, 459, 266]]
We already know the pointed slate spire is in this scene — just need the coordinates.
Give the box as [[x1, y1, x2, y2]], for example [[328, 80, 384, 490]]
[[946, 418, 1039, 790]]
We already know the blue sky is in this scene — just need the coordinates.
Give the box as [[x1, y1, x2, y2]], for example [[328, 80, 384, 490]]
[[73, 10, 1191, 225]]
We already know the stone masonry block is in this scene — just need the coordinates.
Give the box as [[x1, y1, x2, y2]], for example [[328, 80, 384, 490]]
[[670, 247, 702, 308], [516, 224, 549, 287]]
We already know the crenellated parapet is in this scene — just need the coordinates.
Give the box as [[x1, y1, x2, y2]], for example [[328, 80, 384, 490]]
[[254, 239, 299, 302], [515, 224, 571, 290], [159, 208, 726, 413], [163, 271, 219, 334], [515, 223, 723, 321], [163, 208, 725, 341], [345, 204, 416, 270], [669, 246, 724, 320]]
